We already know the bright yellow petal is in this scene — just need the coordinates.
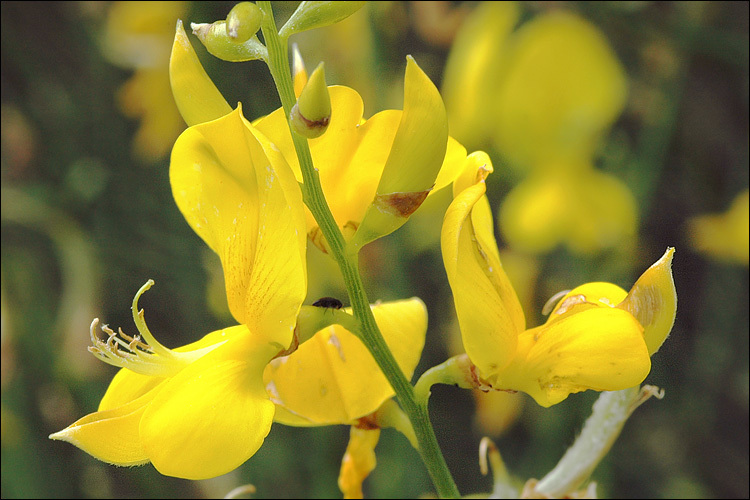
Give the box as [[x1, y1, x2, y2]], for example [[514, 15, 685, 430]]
[[338, 427, 381, 499], [266, 299, 427, 426], [169, 20, 232, 126], [140, 329, 279, 480], [375, 56, 448, 195], [498, 308, 650, 407], [442, 157, 525, 378], [618, 248, 677, 355], [98, 326, 247, 411], [494, 11, 627, 171], [442, 1, 520, 147], [170, 107, 307, 346], [49, 390, 155, 466]]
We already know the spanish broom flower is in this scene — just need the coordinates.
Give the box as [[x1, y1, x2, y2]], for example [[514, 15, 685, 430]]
[[50, 17, 429, 479], [442, 154, 677, 406]]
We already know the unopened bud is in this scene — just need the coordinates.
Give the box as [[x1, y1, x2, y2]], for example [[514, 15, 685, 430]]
[[227, 2, 263, 43], [191, 20, 267, 62], [279, 1, 366, 38], [290, 62, 331, 139]]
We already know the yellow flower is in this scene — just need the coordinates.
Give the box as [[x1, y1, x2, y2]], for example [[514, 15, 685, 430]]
[[687, 188, 749, 265], [51, 24, 431, 479], [442, 2, 636, 255], [50, 105, 308, 479], [253, 60, 467, 250], [442, 156, 676, 407]]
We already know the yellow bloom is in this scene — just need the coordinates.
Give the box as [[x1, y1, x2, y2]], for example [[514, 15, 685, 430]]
[[52, 24, 431, 479], [442, 2, 636, 255], [253, 60, 467, 250], [50, 104, 309, 479], [442, 156, 676, 407], [687, 188, 749, 265]]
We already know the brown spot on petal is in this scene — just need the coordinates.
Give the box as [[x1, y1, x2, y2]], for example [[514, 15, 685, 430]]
[[374, 189, 431, 218]]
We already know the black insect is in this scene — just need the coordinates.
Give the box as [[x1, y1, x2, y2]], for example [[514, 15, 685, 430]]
[[312, 297, 344, 309]]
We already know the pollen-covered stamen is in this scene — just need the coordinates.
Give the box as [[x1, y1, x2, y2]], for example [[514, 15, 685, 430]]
[[86, 280, 227, 377]]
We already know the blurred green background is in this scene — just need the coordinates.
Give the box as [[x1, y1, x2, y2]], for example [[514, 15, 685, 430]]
[[1, 1, 747, 498]]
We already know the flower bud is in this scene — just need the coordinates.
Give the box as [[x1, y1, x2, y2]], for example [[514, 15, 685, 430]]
[[191, 20, 267, 62], [290, 62, 331, 139], [279, 1, 366, 38], [226, 2, 263, 43]]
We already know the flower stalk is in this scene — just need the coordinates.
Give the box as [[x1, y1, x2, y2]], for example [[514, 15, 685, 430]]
[[257, 2, 459, 497]]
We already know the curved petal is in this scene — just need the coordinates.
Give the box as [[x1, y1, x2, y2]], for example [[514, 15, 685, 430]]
[[497, 308, 650, 407], [170, 107, 307, 346], [169, 20, 232, 126], [140, 329, 279, 480], [266, 299, 427, 426], [617, 248, 677, 355], [442, 156, 524, 377], [49, 390, 155, 466], [375, 56, 448, 195], [494, 11, 627, 171]]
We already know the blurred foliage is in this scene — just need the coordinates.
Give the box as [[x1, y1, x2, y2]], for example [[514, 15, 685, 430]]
[[1, 1, 748, 499]]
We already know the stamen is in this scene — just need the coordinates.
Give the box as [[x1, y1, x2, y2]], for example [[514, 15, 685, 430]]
[[86, 281, 229, 378], [542, 289, 572, 315]]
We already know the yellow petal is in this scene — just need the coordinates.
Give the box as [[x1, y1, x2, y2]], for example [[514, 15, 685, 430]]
[[49, 390, 155, 466], [617, 248, 677, 355], [98, 326, 246, 411], [266, 299, 426, 426], [441, 1, 520, 147], [338, 427, 381, 499], [375, 56, 448, 195], [140, 329, 279, 479], [255, 85, 466, 235], [169, 20, 232, 126], [170, 107, 307, 346], [494, 11, 627, 171], [498, 308, 650, 407], [442, 157, 525, 377]]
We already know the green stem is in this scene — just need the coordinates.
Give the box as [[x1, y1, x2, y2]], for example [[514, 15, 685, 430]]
[[534, 387, 640, 497], [257, 3, 458, 497]]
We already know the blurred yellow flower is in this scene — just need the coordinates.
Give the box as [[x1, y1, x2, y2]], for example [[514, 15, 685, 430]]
[[687, 188, 749, 265], [442, 2, 636, 255], [102, 1, 188, 161], [442, 156, 676, 406]]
